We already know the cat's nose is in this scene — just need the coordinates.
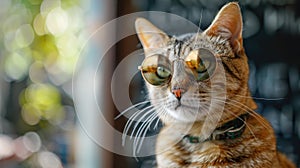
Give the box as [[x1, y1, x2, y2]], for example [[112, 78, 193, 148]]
[[172, 88, 185, 100]]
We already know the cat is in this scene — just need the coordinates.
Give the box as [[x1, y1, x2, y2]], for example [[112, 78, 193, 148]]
[[133, 2, 296, 168]]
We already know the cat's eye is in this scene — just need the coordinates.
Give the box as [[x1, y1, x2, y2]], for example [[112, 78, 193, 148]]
[[139, 55, 172, 86], [185, 48, 216, 81]]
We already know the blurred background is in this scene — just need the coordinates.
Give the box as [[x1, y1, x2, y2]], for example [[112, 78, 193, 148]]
[[0, 0, 299, 167]]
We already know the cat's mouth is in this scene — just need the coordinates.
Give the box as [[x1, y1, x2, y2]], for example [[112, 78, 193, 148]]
[[165, 102, 203, 122], [174, 101, 181, 110], [171, 101, 199, 111]]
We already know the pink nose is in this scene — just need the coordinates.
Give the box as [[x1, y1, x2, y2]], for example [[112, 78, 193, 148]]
[[172, 89, 184, 99]]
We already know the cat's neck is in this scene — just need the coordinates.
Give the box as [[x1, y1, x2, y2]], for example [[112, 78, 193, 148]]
[[161, 112, 250, 142], [183, 113, 248, 143]]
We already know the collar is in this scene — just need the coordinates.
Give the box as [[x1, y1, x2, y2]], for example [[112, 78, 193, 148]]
[[183, 113, 249, 143]]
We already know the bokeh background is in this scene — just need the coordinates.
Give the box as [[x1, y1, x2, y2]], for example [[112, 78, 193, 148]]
[[0, 0, 299, 167]]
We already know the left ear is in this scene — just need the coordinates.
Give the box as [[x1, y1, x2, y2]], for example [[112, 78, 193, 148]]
[[135, 18, 169, 53], [204, 2, 243, 55]]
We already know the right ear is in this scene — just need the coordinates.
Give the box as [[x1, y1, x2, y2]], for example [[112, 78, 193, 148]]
[[204, 2, 244, 55], [135, 18, 169, 50]]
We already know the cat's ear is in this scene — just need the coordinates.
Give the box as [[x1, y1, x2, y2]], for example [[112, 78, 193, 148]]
[[135, 18, 169, 51], [204, 2, 243, 55]]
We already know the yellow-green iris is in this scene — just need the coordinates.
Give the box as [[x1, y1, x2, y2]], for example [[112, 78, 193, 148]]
[[140, 55, 172, 86]]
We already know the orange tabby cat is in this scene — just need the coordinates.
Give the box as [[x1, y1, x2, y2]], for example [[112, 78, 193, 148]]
[[135, 2, 296, 168]]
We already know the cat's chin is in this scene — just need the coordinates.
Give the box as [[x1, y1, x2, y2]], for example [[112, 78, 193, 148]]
[[165, 106, 204, 123]]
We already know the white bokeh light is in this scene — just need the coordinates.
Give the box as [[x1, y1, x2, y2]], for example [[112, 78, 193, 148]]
[[46, 7, 69, 36]]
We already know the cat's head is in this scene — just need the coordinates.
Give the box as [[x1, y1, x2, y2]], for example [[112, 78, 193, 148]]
[[135, 2, 256, 124]]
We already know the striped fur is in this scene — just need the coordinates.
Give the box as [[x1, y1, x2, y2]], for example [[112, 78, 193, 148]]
[[135, 2, 295, 168]]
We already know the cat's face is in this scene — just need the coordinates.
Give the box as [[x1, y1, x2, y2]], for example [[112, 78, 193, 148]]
[[136, 3, 257, 124]]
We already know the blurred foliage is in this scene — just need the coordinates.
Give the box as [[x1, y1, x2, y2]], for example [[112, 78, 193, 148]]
[[19, 83, 63, 126], [0, 0, 85, 128], [0, 0, 86, 166]]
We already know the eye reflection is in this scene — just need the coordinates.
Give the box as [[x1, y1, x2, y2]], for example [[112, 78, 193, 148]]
[[185, 48, 216, 81]]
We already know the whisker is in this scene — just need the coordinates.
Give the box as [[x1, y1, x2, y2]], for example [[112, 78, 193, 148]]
[[156, 109, 168, 127], [224, 99, 271, 131], [115, 96, 169, 120], [210, 97, 271, 132], [148, 97, 169, 101], [236, 95, 285, 101], [201, 89, 285, 101], [186, 94, 271, 133], [222, 108, 258, 141], [197, 101, 258, 141], [133, 108, 164, 156], [122, 105, 155, 145], [130, 108, 157, 139], [192, 10, 203, 48], [153, 116, 161, 130], [134, 111, 159, 154], [114, 100, 150, 120]]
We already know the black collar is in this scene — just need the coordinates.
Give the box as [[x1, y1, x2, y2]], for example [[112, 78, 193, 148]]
[[183, 114, 248, 143]]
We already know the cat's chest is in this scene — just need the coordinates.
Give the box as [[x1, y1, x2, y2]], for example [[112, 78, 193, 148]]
[[181, 140, 223, 164], [156, 138, 227, 168], [156, 127, 224, 166]]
